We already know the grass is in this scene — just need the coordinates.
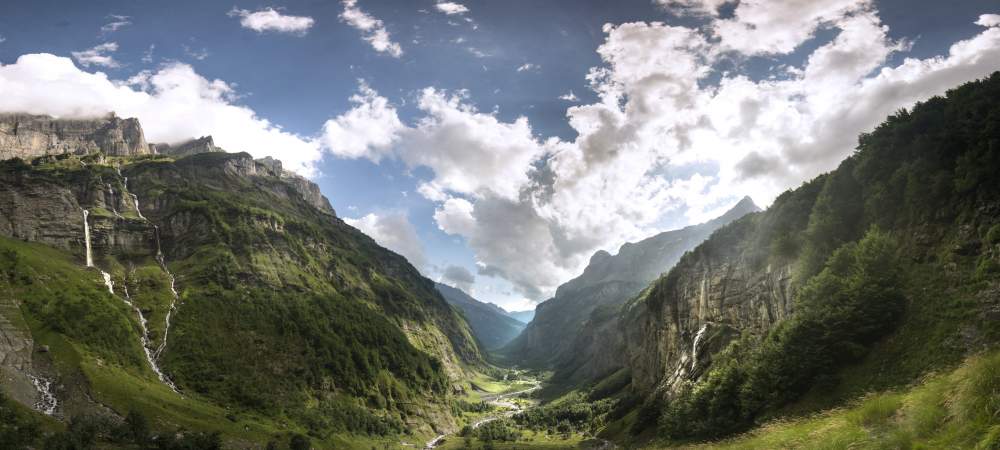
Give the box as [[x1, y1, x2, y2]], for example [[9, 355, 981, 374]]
[[674, 350, 1000, 449]]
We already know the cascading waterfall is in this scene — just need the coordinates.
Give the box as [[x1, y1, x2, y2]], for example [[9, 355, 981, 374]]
[[691, 324, 708, 370], [120, 175, 180, 386], [101, 270, 115, 294], [82, 209, 93, 267], [28, 374, 58, 415], [154, 247, 179, 362], [121, 280, 178, 391], [106, 183, 123, 219], [123, 176, 146, 220]]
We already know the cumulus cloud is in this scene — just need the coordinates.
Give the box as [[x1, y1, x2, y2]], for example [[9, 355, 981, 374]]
[[977, 14, 1000, 28], [321, 5, 1000, 301], [435, 2, 469, 15], [517, 63, 539, 72], [228, 7, 314, 35], [345, 212, 428, 271], [0, 53, 322, 175], [713, 0, 870, 55], [441, 265, 475, 292], [321, 81, 406, 161], [101, 15, 131, 34], [340, 0, 403, 57], [559, 90, 578, 101], [71, 42, 120, 68], [324, 83, 547, 201]]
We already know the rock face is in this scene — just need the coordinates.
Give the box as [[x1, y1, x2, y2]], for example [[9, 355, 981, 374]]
[[153, 136, 223, 157], [505, 197, 760, 374], [622, 236, 795, 392], [0, 113, 151, 160], [436, 282, 526, 350]]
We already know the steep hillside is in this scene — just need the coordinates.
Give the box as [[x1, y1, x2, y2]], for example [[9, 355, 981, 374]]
[[503, 197, 759, 372], [614, 72, 1000, 443], [436, 283, 526, 351], [0, 114, 483, 447]]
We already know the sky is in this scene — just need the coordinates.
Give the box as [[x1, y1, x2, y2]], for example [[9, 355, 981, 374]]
[[1, 0, 998, 311]]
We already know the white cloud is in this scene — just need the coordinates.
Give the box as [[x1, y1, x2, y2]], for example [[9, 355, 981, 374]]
[[517, 63, 539, 72], [0, 53, 322, 175], [340, 0, 403, 57], [228, 7, 314, 35], [559, 90, 578, 101], [0, 36, 6, 44], [345, 212, 428, 271], [101, 15, 131, 33], [713, 0, 870, 55], [323, 83, 546, 201], [977, 14, 1000, 28], [71, 42, 120, 68], [435, 2, 470, 15], [321, 80, 406, 161]]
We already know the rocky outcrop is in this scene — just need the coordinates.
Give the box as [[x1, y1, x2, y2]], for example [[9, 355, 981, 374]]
[[153, 136, 223, 157], [256, 156, 337, 217], [0, 113, 151, 161], [506, 197, 760, 372]]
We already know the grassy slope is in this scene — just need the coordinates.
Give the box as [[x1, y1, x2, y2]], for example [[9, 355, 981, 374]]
[[679, 350, 1000, 450]]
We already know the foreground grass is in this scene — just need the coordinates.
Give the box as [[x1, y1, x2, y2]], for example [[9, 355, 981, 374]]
[[678, 350, 1000, 449]]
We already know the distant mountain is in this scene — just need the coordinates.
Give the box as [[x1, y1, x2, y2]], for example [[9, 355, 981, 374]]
[[503, 196, 760, 374], [436, 283, 526, 350], [507, 310, 535, 324]]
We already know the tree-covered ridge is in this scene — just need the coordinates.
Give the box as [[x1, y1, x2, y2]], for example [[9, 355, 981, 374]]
[[622, 72, 1000, 442]]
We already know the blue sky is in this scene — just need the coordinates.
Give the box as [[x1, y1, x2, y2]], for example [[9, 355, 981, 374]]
[[2, 0, 998, 310]]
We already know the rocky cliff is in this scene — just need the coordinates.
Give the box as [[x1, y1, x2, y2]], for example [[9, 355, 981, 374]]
[[505, 197, 760, 372], [0, 113, 151, 160]]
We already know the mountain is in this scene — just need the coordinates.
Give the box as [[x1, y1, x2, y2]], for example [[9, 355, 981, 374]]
[[597, 73, 1000, 442], [0, 113, 482, 446], [507, 310, 534, 324], [436, 283, 526, 350], [503, 197, 760, 372]]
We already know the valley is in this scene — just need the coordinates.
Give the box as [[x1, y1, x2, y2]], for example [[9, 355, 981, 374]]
[[1, 4, 1000, 447]]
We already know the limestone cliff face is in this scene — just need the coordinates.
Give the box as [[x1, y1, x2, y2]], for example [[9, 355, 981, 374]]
[[0, 113, 151, 160], [622, 225, 795, 392]]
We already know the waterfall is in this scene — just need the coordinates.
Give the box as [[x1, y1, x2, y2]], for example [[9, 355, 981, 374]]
[[100, 270, 114, 294], [28, 374, 58, 415], [691, 324, 708, 371], [123, 176, 147, 220], [106, 184, 123, 219], [121, 280, 178, 391], [154, 255, 179, 362], [82, 209, 93, 267], [118, 171, 180, 391]]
